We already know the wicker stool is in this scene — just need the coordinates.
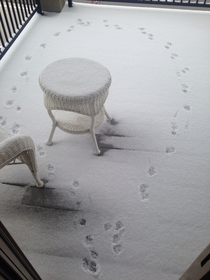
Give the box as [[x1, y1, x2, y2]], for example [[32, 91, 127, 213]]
[[39, 58, 112, 154]]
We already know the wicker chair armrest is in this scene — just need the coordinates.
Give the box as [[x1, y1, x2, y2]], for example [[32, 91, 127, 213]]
[[0, 135, 36, 169]]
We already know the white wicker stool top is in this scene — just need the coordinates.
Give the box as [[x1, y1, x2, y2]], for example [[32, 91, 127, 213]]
[[39, 58, 112, 116], [39, 58, 112, 148]]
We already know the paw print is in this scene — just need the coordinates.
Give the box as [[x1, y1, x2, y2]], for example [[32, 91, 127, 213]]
[[139, 183, 149, 201]]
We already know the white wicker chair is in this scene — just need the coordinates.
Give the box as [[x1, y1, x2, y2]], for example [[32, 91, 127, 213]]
[[0, 127, 44, 188]]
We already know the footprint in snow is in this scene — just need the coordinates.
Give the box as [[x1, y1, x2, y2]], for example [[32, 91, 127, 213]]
[[79, 218, 87, 226], [146, 165, 157, 177], [139, 183, 150, 201], [181, 84, 190, 94], [183, 105, 191, 111], [37, 145, 46, 157], [46, 164, 55, 172], [16, 105, 22, 112], [40, 43, 46, 48], [82, 257, 101, 276], [165, 146, 175, 154], [5, 100, 15, 107], [20, 71, 28, 77], [104, 222, 112, 231], [0, 117, 7, 127], [112, 244, 123, 256], [25, 55, 32, 60], [164, 42, 172, 49], [170, 53, 178, 59], [11, 122, 20, 134], [11, 86, 17, 93], [84, 235, 94, 248], [72, 180, 80, 189]]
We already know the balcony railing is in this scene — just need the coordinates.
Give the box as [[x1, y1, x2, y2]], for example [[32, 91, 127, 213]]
[[0, 0, 42, 59], [102, 0, 210, 7], [0, 0, 209, 60]]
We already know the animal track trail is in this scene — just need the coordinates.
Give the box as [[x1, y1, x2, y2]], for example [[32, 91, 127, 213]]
[[164, 42, 173, 49], [11, 122, 20, 134], [82, 257, 101, 277], [72, 180, 80, 189], [171, 121, 179, 136], [11, 86, 18, 93], [40, 43, 46, 49], [90, 250, 99, 259], [46, 164, 55, 180], [25, 55, 32, 60], [112, 244, 123, 256], [0, 117, 7, 127], [78, 218, 87, 226], [181, 84, 190, 94], [16, 105, 22, 112], [181, 67, 190, 75], [104, 222, 112, 231], [115, 220, 124, 230], [37, 145, 46, 157], [112, 228, 126, 244], [46, 164, 54, 172], [20, 71, 28, 77], [148, 33, 154, 40], [176, 68, 190, 79], [0, 116, 7, 127], [171, 53, 178, 60], [165, 146, 175, 154], [173, 110, 179, 118], [84, 235, 94, 248], [146, 165, 157, 177], [139, 183, 150, 201], [5, 100, 15, 108], [82, 235, 101, 277], [183, 104, 191, 112], [103, 220, 125, 257]]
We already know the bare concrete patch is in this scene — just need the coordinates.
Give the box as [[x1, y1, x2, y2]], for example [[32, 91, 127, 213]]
[[21, 186, 78, 211]]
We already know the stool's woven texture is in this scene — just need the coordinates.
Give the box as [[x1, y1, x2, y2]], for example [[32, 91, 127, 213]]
[[43, 90, 109, 117], [39, 58, 112, 116], [54, 108, 105, 134], [0, 127, 44, 187]]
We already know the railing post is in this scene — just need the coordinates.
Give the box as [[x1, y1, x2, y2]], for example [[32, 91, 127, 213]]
[[68, 0, 73, 7], [36, 0, 43, 14]]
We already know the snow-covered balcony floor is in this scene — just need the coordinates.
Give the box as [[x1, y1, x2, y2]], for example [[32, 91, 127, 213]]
[[0, 3, 210, 280]]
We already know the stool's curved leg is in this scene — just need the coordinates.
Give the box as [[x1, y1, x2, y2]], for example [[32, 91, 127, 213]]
[[90, 116, 100, 155], [46, 109, 57, 146], [104, 106, 112, 121]]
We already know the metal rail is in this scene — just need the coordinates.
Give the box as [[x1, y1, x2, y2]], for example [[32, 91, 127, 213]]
[[101, 0, 210, 8], [0, 0, 209, 60], [0, 0, 42, 59]]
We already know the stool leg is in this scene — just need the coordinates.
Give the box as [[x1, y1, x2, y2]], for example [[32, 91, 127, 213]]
[[104, 106, 112, 121], [90, 116, 100, 155], [46, 109, 57, 146]]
